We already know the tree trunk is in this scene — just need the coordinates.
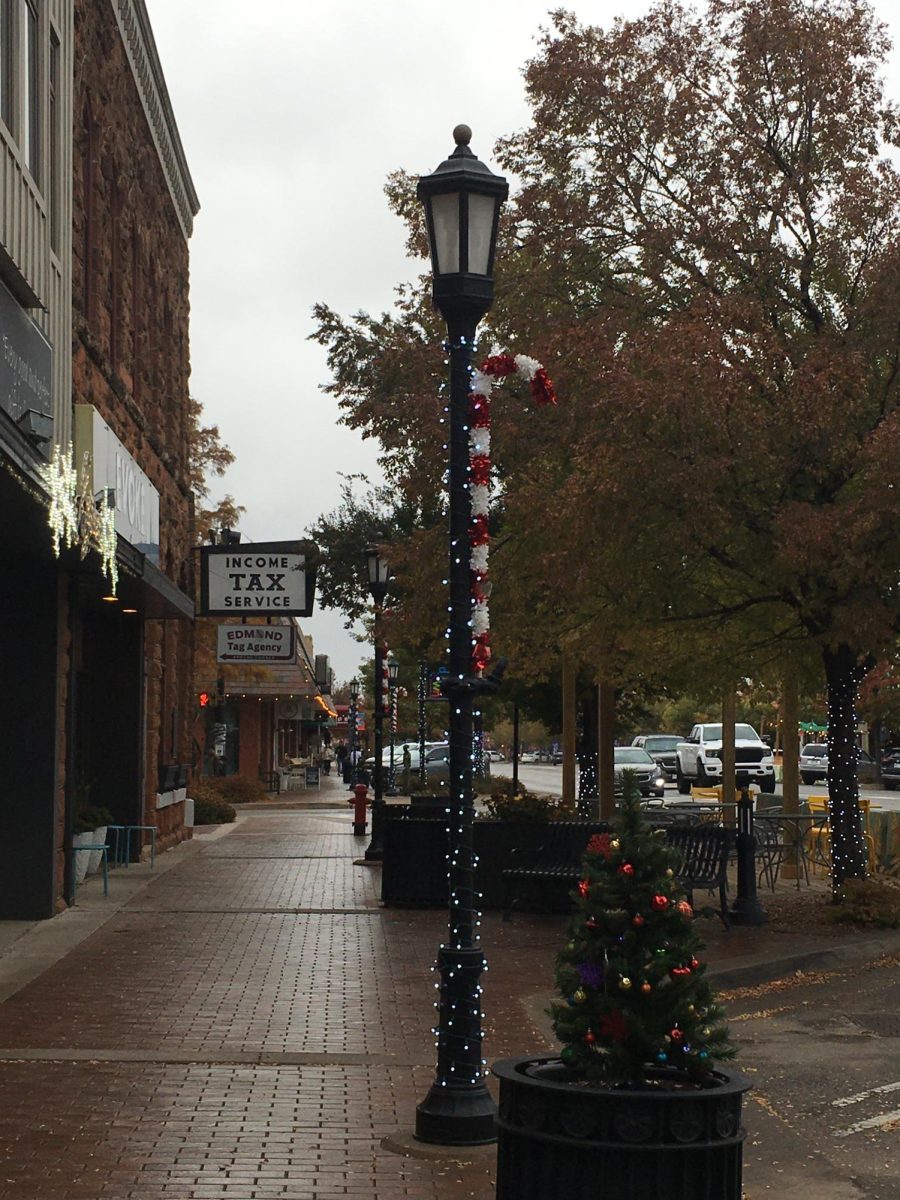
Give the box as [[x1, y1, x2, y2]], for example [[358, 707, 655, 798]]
[[598, 682, 616, 821], [721, 688, 736, 809], [562, 658, 576, 805], [823, 644, 868, 891], [577, 688, 598, 812]]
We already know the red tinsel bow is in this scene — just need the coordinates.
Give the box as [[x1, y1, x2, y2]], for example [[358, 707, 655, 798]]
[[480, 353, 517, 378], [586, 833, 613, 860], [598, 1009, 628, 1043], [470, 455, 491, 486], [531, 366, 558, 407], [469, 393, 491, 426], [472, 635, 491, 672], [469, 514, 490, 546]]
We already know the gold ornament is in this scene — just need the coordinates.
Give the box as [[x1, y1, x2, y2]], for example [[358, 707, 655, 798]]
[[619, 976, 632, 990], [574, 989, 587, 1004], [665, 868, 674, 877], [611, 839, 620, 850]]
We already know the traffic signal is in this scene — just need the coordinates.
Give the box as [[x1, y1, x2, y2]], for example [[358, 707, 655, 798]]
[[198, 691, 211, 708]]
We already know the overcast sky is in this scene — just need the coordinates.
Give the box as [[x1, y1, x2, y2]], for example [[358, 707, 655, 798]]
[[147, 0, 900, 685]]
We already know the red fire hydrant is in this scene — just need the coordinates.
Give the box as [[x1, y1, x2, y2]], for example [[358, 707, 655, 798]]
[[349, 782, 369, 836]]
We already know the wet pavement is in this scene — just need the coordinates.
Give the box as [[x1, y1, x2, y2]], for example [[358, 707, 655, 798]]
[[0, 786, 896, 1199]]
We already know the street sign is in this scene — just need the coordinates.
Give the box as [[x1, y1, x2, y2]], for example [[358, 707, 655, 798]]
[[200, 540, 318, 616], [216, 624, 295, 662]]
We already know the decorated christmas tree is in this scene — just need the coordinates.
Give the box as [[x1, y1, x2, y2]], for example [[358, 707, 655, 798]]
[[552, 773, 735, 1085]]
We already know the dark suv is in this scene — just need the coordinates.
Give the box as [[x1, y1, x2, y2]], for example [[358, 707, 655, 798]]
[[631, 734, 681, 781]]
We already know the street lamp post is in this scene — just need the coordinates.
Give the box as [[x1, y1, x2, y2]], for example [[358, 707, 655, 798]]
[[348, 677, 360, 787], [364, 546, 391, 861], [414, 126, 508, 1146], [387, 655, 400, 794]]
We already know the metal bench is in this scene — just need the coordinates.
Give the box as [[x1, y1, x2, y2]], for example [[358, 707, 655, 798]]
[[501, 821, 611, 920], [665, 824, 731, 928], [501, 820, 731, 928]]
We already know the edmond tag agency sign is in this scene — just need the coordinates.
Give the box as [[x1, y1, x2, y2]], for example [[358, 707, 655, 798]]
[[216, 624, 295, 662], [200, 540, 318, 617]]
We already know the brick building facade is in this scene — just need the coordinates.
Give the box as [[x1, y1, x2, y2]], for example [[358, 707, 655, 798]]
[[68, 0, 199, 874], [0, 0, 199, 919]]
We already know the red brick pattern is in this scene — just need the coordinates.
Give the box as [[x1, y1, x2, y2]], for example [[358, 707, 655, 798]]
[[0, 809, 561, 1198]]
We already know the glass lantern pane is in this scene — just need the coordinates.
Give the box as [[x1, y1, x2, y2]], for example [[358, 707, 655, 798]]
[[431, 192, 460, 274], [467, 193, 497, 276]]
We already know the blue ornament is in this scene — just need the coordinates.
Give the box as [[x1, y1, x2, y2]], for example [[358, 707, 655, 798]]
[[656, 1051, 668, 1063], [698, 1050, 709, 1061]]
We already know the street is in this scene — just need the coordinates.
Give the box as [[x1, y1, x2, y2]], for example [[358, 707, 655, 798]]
[[723, 952, 900, 1199], [491, 762, 900, 812], [0, 796, 897, 1198]]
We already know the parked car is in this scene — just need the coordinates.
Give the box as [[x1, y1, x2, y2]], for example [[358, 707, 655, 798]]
[[486, 750, 505, 762], [364, 741, 445, 773], [613, 747, 666, 798], [631, 733, 681, 781], [519, 751, 539, 764], [882, 749, 900, 790], [798, 743, 878, 785]]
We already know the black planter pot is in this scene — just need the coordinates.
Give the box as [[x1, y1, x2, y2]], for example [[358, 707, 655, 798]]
[[493, 1055, 750, 1200]]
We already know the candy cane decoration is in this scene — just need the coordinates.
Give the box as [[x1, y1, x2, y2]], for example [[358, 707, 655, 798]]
[[467, 353, 557, 673]]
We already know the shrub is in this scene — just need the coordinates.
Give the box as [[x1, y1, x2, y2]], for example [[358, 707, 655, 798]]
[[825, 877, 900, 929], [200, 773, 267, 806], [481, 788, 577, 822], [73, 807, 114, 833], [192, 795, 237, 825]]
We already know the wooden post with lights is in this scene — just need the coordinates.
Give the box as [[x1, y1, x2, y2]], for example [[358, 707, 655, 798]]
[[414, 126, 508, 1146]]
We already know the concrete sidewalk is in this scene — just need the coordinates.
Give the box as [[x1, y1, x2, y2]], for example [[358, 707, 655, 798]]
[[0, 803, 895, 1199]]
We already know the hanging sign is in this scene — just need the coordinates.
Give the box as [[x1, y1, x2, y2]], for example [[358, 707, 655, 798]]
[[217, 624, 295, 662], [200, 540, 318, 616]]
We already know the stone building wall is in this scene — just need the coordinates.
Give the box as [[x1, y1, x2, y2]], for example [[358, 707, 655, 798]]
[[70, 0, 197, 863]]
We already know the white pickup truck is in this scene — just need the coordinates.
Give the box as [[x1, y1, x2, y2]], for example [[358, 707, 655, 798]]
[[675, 722, 776, 794]]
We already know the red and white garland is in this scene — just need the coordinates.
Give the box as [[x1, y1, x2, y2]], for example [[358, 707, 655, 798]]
[[467, 352, 557, 673]]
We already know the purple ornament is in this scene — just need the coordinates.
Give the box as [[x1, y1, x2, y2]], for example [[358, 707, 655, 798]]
[[577, 962, 604, 988]]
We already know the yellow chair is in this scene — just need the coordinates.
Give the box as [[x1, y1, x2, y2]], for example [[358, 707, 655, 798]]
[[690, 786, 723, 803], [806, 796, 876, 874], [806, 796, 830, 874]]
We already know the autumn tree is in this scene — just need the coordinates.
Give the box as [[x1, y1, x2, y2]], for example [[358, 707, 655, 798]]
[[312, 0, 900, 889], [489, 0, 900, 887], [187, 395, 245, 542]]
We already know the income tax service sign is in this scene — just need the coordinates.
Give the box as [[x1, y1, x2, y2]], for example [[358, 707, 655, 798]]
[[200, 540, 318, 617]]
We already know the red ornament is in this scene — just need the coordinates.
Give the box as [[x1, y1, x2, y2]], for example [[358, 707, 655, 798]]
[[584, 1029, 596, 1045], [472, 636, 491, 673], [670, 1028, 684, 1042], [651, 894, 670, 911], [586, 833, 613, 860], [632, 914, 645, 927], [675, 900, 693, 919], [618, 863, 635, 876], [530, 366, 559, 406], [577, 879, 590, 897], [669, 966, 691, 980], [585, 917, 598, 930], [690, 957, 700, 971], [598, 1009, 628, 1043]]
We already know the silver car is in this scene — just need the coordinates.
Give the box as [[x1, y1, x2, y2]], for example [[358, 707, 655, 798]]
[[614, 747, 666, 798]]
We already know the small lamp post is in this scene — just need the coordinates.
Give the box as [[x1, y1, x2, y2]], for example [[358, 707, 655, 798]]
[[414, 126, 508, 1146], [364, 545, 391, 861], [348, 677, 360, 787], [386, 655, 400, 794]]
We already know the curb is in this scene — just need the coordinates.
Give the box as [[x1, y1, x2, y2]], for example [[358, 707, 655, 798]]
[[708, 935, 900, 990]]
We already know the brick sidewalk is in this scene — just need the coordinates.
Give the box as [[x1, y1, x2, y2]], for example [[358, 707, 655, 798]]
[[0, 809, 561, 1199], [0, 806, 893, 1199]]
